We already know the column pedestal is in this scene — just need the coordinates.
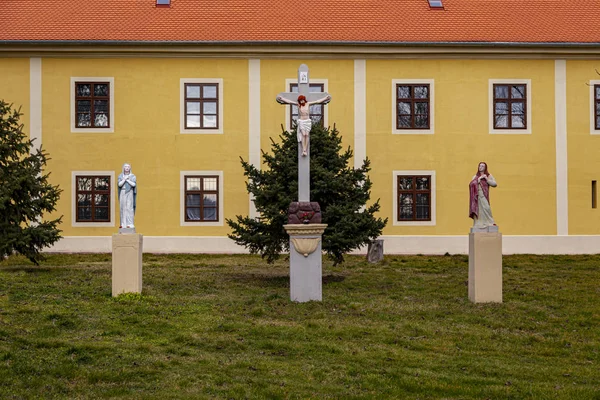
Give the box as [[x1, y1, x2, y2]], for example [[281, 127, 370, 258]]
[[284, 224, 327, 302], [468, 231, 502, 303], [112, 233, 143, 296]]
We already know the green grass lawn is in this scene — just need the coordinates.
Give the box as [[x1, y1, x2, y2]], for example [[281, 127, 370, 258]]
[[0, 253, 599, 399]]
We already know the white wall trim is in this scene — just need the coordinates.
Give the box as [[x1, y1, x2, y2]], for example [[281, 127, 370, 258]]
[[45, 235, 600, 255], [180, 78, 224, 134], [354, 60, 367, 168], [249, 59, 261, 218], [180, 171, 224, 226], [70, 77, 115, 133], [393, 170, 436, 226], [391, 79, 435, 135], [489, 78, 532, 134], [29, 58, 42, 152], [589, 79, 600, 135], [555, 61, 569, 235], [71, 171, 116, 227], [284, 78, 329, 132]]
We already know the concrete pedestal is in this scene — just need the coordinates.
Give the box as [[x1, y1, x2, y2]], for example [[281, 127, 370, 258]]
[[112, 233, 143, 296], [468, 232, 502, 303], [283, 224, 327, 302]]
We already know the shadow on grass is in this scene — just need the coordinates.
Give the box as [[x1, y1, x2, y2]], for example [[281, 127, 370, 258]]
[[0, 267, 54, 274], [225, 272, 346, 288]]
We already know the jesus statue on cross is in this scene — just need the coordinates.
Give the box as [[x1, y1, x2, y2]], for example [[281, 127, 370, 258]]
[[277, 93, 331, 156]]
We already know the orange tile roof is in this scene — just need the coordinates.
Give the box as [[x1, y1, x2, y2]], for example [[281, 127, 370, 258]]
[[1, 0, 599, 44]]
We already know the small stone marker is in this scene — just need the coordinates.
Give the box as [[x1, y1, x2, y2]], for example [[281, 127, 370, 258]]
[[468, 228, 502, 303], [367, 239, 384, 263]]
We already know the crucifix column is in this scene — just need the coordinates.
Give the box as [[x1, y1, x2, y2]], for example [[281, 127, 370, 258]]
[[276, 64, 331, 303]]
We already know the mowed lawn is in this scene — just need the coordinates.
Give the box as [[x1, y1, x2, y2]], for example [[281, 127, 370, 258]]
[[0, 253, 598, 399]]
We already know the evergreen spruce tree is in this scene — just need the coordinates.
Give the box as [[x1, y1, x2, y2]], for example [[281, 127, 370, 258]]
[[0, 100, 62, 264], [227, 123, 387, 265]]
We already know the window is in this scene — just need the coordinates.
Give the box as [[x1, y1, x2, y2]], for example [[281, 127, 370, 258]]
[[592, 83, 600, 134], [180, 79, 223, 134], [396, 84, 430, 130], [75, 175, 111, 222], [289, 83, 325, 127], [393, 170, 436, 226], [489, 79, 531, 134], [397, 176, 431, 221], [392, 79, 434, 134], [181, 172, 223, 224], [71, 77, 114, 133]]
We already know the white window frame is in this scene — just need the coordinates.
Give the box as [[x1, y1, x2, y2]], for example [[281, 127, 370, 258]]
[[489, 79, 532, 134], [392, 79, 435, 135], [284, 78, 329, 133], [180, 78, 224, 134], [70, 77, 115, 133], [180, 171, 224, 226], [71, 171, 116, 227], [590, 80, 600, 135], [392, 170, 436, 226]]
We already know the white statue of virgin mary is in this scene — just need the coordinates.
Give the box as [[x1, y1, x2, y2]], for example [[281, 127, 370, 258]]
[[117, 163, 137, 228]]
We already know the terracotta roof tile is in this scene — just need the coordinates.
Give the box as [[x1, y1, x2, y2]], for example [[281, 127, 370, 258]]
[[1, 0, 599, 43]]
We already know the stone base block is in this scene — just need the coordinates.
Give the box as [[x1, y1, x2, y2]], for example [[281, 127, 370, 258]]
[[284, 224, 327, 303], [112, 233, 143, 296], [468, 232, 502, 303]]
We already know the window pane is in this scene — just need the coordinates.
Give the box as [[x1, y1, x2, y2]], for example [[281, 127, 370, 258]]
[[495, 102, 508, 115], [400, 206, 413, 220], [203, 177, 217, 191], [416, 205, 430, 220], [414, 86, 428, 99], [512, 102, 524, 115], [78, 207, 92, 221], [597, 117, 600, 129], [494, 85, 508, 99], [398, 102, 411, 115], [397, 86, 410, 98], [203, 194, 217, 206], [76, 84, 91, 97], [415, 115, 428, 128], [203, 115, 217, 128], [186, 177, 201, 190], [511, 85, 525, 99], [186, 208, 201, 220], [94, 100, 109, 113], [203, 208, 217, 221], [94, 114, 108, 127], [186, 102, 200, 114], [309, 104, 322, 115], [77, 100, 91, 113], [398, 116, 411, 128], [291, 105, 298, 115], [416, 193, 429, 205], [310, 115, 322, 125], [94, 194, 109, 207], [77, 194, 91, 206], [186, 85, 200, 98], [77, 177, 92, 191], [203, 102, 217, 115], [94, 207, 109, 220], [511, 116, 525, 128], [95, 177, 110, 191], [399, 178, 413, 190], [203, 85, 217, 99], [291, 86, 299, 93], [77, 113, 91, 127], [495, 115, 508, 128], [595, 102, 600, 114], [186, 194, 201, 206], [414, 102, 428, 114], [596, 86, 600, 99], [416, 177, 429, 190], [187, 115, 201, 128], [94, 84, 109, 97]]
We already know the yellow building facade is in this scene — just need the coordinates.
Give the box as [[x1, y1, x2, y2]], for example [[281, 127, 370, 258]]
[[2, 51, 600, 254]]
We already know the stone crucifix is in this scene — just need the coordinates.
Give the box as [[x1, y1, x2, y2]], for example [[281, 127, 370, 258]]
[[276, 64, 331, 202]]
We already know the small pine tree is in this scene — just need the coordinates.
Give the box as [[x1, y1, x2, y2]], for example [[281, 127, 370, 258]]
[[227, 123, 387, 265], [0, 100, 62, 264]]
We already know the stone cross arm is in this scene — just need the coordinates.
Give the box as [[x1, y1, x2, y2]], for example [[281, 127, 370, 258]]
[[276, 92, 331, 105]]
